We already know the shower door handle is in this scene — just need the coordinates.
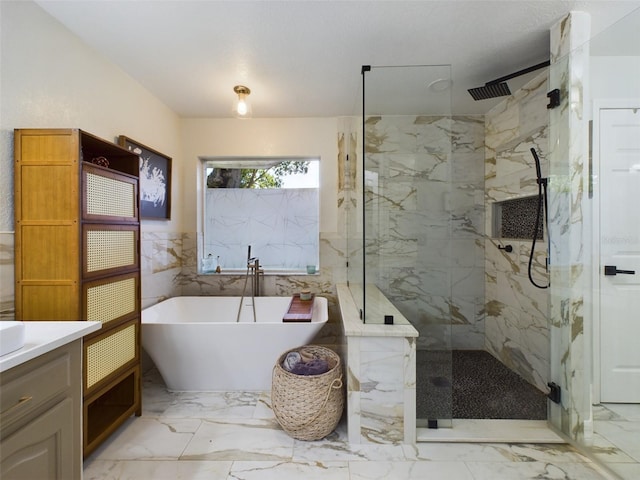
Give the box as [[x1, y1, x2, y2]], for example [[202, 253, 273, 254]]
[[604, 265, 636, 276]]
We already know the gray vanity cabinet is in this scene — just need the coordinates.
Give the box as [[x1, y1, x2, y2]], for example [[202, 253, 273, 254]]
[[0, 341, 83, 480]]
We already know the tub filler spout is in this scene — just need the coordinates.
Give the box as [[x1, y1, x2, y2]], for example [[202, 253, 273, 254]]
[[237, 246, 263, 322]]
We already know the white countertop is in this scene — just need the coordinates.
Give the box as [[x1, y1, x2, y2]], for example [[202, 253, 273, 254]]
[[337, 283, 418, 338], [0, 321, 101, 372]]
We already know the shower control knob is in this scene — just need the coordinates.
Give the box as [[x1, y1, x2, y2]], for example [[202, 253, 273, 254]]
[[604, 265, 636, 276]]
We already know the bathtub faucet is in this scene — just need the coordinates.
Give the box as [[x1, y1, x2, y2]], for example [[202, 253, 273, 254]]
[[237, 246, 263, 323], [248, 257, 263, 297]]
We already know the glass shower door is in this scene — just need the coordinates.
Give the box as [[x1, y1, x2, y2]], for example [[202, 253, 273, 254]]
[[361, 64, 454, 426]]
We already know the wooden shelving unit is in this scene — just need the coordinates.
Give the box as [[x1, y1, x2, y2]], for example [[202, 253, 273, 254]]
[[14, 128, 142, 458]]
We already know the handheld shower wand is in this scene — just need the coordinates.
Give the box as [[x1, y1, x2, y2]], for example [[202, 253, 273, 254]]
[[528, 148, 550, 289]]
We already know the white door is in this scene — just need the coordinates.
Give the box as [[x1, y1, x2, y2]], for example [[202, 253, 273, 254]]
[[599, 106, 640, 403]]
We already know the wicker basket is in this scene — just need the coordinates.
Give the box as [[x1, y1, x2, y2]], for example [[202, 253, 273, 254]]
[[271, 345, 344, 441]]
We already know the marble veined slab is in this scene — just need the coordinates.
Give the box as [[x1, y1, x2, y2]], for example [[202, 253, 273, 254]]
[[337, 284, 418, 338]]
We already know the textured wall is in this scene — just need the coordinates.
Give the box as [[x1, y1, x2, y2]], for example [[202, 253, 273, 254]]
[[0, 1, 181, 319], [0, 233, 14, 319]]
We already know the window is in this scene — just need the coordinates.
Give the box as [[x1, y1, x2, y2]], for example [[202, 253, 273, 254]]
[[200, 157, 320, 272]]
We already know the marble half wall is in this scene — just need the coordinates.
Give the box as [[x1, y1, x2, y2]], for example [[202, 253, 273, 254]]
[[338, 284, 417, 445], [484, 71, 551, 392]]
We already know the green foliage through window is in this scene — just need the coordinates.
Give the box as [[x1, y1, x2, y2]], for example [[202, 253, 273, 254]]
[[207, 161, 309, 188]]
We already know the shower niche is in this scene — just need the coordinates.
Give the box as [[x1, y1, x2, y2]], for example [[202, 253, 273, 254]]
[[493, 195, 544, 240]]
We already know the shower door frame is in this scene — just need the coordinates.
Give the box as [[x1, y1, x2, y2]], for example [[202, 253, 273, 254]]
[[359, 64, 455, 428]]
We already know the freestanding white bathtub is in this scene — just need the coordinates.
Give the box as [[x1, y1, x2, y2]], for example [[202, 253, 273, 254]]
[[141, 296, 328, 391]]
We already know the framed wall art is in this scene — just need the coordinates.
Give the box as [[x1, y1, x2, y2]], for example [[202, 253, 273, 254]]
[[118, 135, 172, 220]]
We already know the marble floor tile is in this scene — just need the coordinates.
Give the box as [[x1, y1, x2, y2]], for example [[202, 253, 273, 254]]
[[349, 460, 475, 479], [160, 391, 260, 419], [607, 462, 640, 480], [583, 403, 640, 480], [83, 460, 233, 480], [84, 367, 618, 480], [141, 369, 180, 416], [586, 432, 638, 464], [89, 417, 201, 460], [180, 418, 294, 461], [229, 461, 350, 479], [253, 391, 276, 419], [292, 423, 407, 462], [602, 403, 640, 421], [594, 419, 640, 462], [464, 460, 610, 479], [593, 404, 625, 421]]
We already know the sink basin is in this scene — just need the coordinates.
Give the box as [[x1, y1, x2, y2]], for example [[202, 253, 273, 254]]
[[0, 321, 26, 356]]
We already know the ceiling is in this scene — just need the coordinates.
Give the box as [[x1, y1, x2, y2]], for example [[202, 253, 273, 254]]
[[36, 1, 640, 118]]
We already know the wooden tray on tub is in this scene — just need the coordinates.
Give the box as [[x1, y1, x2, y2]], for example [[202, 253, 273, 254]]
[[282, 294, 315, 322]]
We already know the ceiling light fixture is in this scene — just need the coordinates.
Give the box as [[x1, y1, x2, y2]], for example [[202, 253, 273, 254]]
[[232, 85, 252, 118]]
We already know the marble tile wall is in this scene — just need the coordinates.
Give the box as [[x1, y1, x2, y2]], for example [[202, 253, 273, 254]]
[[361, 115, 485, 351], [140, 231, 183, 309], [340, 118, 363, 303], [484, 71, 551, 392], [2, 115, 482, 354], [547, 12, 592, 444]]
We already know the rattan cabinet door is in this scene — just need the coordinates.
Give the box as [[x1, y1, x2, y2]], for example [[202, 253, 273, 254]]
[[82, 273, 140, 330], [83, 224, 139, 279], [82, 164, 139, 223], [83, 318, 139, 395]]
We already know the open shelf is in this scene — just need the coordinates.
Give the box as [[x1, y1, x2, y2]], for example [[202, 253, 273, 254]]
[[80, 130, 139, 177], [84, 366, 140, 456]]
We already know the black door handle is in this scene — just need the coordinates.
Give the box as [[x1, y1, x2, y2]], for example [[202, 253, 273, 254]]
[[604, 265, 636, 276]]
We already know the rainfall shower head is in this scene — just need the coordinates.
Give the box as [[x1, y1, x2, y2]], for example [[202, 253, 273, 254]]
[[468, 60, 550, 101], [468, 82, 511, 101]]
